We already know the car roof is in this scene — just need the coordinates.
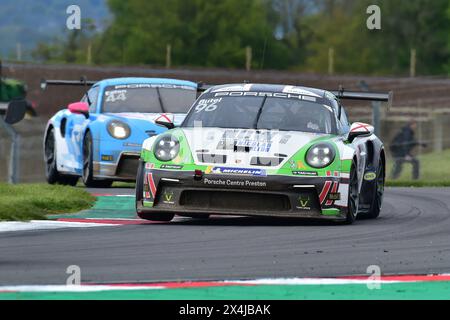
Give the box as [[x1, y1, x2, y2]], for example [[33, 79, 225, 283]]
[[207, 83, 335, 100], [96, 77, 198, 88]]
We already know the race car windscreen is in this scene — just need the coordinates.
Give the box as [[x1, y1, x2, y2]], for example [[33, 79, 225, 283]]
[[182, 93, 336, 134], [102, 85, 196, 114]]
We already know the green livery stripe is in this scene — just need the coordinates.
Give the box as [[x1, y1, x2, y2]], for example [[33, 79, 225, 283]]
[[279, 135, 342, 176], [142, 129, 195, 166], [143, 131, 350, 177], [321, 208, 340, 216], [143, 201, 154, 208], [341, 159, 352, 173]]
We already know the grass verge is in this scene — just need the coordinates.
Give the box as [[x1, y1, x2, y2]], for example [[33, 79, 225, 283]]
[[0, 184, 96, 221], [386, 149, 450, 187]]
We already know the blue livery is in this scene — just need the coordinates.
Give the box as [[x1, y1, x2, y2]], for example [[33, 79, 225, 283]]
[[43, 77, 197, 187]]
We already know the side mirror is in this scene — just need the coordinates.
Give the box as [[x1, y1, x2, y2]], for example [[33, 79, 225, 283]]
[[5, 100, 27, 125], [155, 114, 175, 129], [347, 122, 374, 142], [68, 102, 89, 118]]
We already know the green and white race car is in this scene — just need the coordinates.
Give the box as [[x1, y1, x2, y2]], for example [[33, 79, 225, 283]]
[[136, 83, 392, 224]]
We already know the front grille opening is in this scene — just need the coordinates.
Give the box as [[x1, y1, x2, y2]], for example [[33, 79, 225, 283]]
[[116, 155, 140, 177], [179, 190, 291, 212]]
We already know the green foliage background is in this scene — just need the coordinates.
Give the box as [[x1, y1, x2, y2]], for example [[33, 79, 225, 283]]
[[28, 0, 450, 76]]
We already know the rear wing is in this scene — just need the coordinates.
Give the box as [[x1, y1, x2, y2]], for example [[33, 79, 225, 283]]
[[196, 82, 214, 96], [330, 87, 394, 111], [40, 77, 96, 91]]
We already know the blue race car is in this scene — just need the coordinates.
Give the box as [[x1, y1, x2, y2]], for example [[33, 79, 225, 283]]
[[43, 77, 198, 187]]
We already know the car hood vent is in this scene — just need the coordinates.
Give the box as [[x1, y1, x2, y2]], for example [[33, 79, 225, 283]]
[[197, 153, 227, 164], [250, 157, 285, 167]]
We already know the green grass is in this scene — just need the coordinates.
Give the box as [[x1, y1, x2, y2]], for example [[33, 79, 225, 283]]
[[0, 184, 96, 221], [386, 149, 450, 187], [112, 182, 135, 188]]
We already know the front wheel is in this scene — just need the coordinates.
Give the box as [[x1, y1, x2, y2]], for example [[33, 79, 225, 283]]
[[361, 159, 385, 219], [344, 161, 359, 225], [135, 160, 174, 222]]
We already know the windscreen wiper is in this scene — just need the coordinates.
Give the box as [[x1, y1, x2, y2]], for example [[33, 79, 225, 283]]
[[155, 87, 166, 113], [253, 96, 268, 129]]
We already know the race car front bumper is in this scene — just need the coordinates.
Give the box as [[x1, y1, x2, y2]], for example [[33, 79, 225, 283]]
[[137, 168, 349, 220], [93, 152, 140, 181]]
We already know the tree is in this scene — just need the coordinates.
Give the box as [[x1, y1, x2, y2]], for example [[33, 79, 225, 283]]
[[94, 0, 290, 69], [305, 0, 450, 76]]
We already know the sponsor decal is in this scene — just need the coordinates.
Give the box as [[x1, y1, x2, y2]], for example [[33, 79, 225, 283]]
[[327, 192, 341, 201], [216, 130, 277, 153], [203, 177, 267, 188], [113, 84, 195, 90], [279, 134, 291, 144], [145, 163, 155, 169], [282, 85, 321, 97], [162, 191, 175, 205], [364, 171, 377, 181], [319, 181, 333, 204], [292, 171, 318, 177], [297, 161, 307, 170], [206, 167, 266, 177], [296, 195, 311, 210], [145, 173, 157, 199], [289, 160, 296, 169], [101, 155, 113, 161], [211, 84, 253, 92], [160, 164, 183, 170], [325, 182, 340, 206]]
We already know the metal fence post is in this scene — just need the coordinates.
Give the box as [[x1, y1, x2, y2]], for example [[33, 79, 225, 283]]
[[359, 81, 380, 136], [0, 116, 20, 184]]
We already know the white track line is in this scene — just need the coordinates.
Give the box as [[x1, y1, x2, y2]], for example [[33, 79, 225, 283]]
[[0, 285, 163, 293], [227, 278, 401, 285], [0, 220, 117, 233]]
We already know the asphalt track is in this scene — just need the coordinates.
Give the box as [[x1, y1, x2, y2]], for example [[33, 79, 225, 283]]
[[1, 187, 450, 286]]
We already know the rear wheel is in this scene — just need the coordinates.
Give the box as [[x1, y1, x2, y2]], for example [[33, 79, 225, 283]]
[[344, 161, 359, 225], [135, 160, 174, 222], [44, 128, 79, 186], [82, 131, 112, 188]]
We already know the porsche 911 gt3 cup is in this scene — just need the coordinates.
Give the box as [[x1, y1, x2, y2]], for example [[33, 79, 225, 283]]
[[43, 77, 198, 187], [136, 83, 392, 224]]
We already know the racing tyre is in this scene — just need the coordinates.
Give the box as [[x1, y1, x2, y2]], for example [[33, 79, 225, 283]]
[[44, 128, 60, 184], [82, 131, 113, 188], [135, 160, 144, 209], [44, 128, 79, 186], [344, 161, 359, 225], [135, 160, 174, 222], [362, 159, 385, 219]]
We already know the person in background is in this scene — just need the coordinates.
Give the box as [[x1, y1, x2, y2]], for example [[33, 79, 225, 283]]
[[390, 120, 426, 180]]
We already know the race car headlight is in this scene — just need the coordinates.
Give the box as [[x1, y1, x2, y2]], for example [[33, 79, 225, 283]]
[[154, 135, 180, 162], [107, 120, 131, 140], [305, 143, 336, 168]]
